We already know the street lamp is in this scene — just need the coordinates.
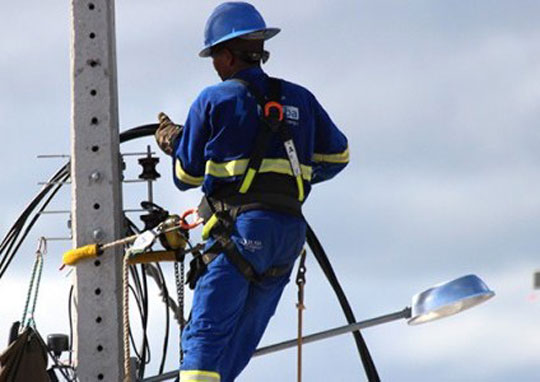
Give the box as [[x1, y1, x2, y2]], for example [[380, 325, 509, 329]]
[[408, 274, 495, 325], [143, 274, 494, 382], [254, 274, 494, 356]]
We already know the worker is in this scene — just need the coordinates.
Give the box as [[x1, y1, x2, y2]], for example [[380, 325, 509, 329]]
[[155, 2, 350, 381]]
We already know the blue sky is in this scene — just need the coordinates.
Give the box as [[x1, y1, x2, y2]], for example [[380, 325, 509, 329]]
[[1, 1, 539, 381]]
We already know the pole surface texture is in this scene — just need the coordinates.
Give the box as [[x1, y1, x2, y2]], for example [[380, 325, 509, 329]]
[[70, 1, 124, 380]]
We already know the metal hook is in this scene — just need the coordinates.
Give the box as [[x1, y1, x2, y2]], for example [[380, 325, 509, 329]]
[[36, 237, 48, 256]]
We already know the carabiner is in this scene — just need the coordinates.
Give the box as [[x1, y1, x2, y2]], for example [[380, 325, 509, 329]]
[[180, 208, 204, 230], [264, 101, 284, 121]]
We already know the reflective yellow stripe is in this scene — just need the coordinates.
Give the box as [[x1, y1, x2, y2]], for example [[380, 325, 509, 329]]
[[201, 214, 219, 240], [175, 159, 204, 186], [312, 147, 350, 164], [260, 160, 311, 180], [206, 158, 312, 181], [205, 158, 249, 178], [239, 168, 257, 194], [295, 175, 305, 202], [179, 370, 220, 382]]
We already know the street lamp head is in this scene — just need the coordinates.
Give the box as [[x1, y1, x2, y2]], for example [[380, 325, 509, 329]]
[[408, 274, 494, 325]]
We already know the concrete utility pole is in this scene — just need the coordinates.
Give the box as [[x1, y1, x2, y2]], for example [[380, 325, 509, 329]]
[[70, 1, 124, 380]]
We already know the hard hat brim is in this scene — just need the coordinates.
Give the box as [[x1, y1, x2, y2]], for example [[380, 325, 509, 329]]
[[199, 27, 280, 58]]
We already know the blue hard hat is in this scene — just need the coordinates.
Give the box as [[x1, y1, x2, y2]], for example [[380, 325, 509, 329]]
[[199, 2, 280, 58]]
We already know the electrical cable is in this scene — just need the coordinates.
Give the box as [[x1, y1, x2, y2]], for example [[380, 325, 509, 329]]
[[0, 124, 159, 282], [0, 165, 68, 255], [0, 174, 67, 280], [306, 223, 380, 382], [68, 285, 74, 367], [34, 324, 76, 382], [132, 265, 152, 372], [0, 169, 68, 278], [125, 216, 152, 378], [128, 284, 145, 362], [0, 124, 160, 381], [139, 263, 151, 377], [155, 263, 170, 375], [125, 212, 194, 378], [119, 124, 159, 144], [0, 165, 68, 253], [129, 267, 148, 361]]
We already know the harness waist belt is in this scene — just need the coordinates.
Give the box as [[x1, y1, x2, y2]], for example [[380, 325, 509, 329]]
[[198, 192, 302, 223], [196, 194, 301, 283]]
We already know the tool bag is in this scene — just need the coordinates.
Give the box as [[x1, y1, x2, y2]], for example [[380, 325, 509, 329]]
[[0, 325, 49, 382]]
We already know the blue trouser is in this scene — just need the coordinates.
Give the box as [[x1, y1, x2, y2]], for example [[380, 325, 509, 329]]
[[180, 210, 306, 382]]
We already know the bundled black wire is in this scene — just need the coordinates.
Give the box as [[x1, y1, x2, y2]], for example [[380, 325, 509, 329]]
[[125, 217, 152, 378], [0, 124, 158, 282], [155, 263, 171, 376], [126, 214, 175, 378], [0, 124, 158, 382], [68, 285, 74, 367], [124, 197, 177, 379], [0, 165, 69, 279], [306, 224, 380, 381]]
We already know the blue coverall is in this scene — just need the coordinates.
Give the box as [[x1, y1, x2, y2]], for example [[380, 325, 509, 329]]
[[173, 67, 349, 382]]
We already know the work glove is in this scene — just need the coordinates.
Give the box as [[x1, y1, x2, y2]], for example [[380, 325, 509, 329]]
[[155, 112, 183, 156]]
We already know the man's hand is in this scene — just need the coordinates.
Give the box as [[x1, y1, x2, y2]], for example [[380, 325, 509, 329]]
[[155, 112, 183, 156]]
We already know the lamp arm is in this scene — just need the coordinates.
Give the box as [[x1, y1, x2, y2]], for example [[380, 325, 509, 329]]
[[254, 307, 412, 357]]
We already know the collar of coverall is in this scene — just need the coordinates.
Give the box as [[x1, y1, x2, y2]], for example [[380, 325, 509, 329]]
[[226, 66, 266, 84]]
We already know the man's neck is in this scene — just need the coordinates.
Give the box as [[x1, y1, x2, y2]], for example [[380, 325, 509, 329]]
[[227, 64, 260, 79]]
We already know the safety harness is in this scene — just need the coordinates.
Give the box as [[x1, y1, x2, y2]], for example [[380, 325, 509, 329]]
[[188, 77, 304, 287]]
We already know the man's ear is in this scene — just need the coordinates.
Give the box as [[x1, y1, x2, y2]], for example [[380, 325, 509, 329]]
[[223, 48, 235, 67]]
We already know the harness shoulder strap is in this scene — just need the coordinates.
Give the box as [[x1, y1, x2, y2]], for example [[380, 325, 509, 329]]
[[193, 77, 304, 286], [233, 77, 305, 201], [230, 78, 267, 107], [267, 79, 305, 202]]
